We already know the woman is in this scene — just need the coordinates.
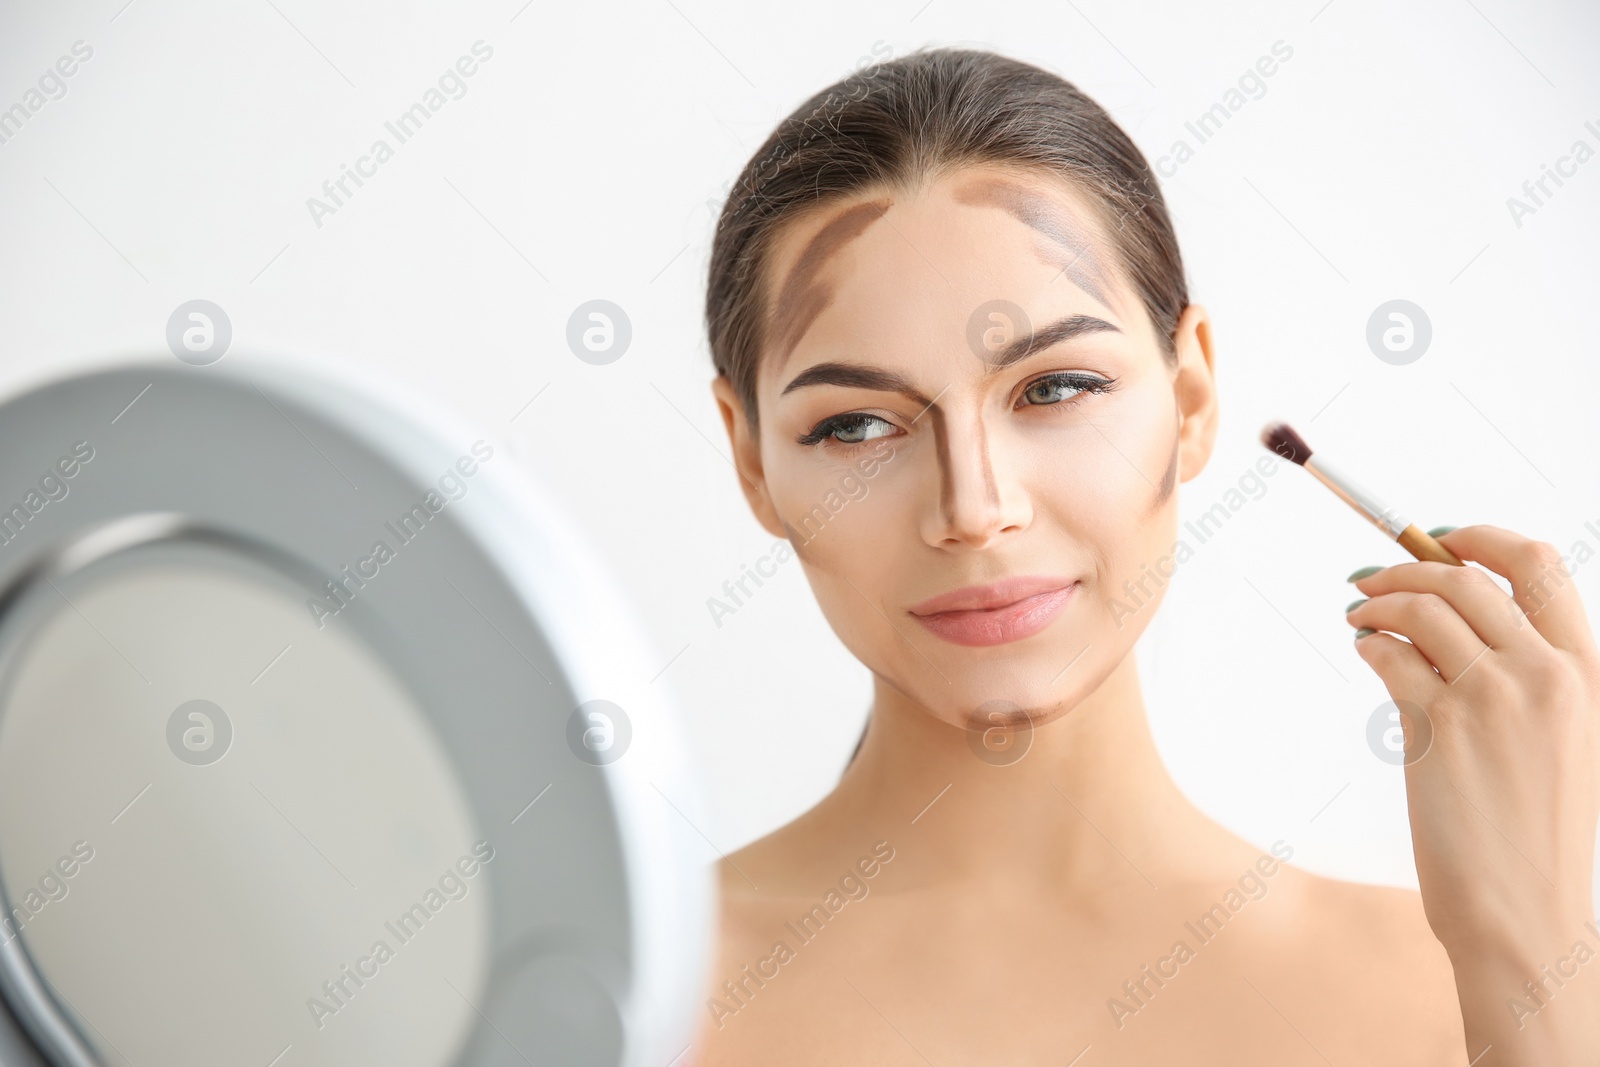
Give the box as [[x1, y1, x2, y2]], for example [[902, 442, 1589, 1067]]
[[694, 47, 1599, 1064]]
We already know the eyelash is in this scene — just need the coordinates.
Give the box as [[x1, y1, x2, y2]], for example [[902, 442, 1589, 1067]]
[[795, 372, 1117, 449]]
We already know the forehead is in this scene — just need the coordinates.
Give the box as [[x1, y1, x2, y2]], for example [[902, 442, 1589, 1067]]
[[761, 166, 1128, 375]]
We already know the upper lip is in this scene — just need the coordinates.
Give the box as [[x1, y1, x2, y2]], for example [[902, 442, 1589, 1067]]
[[909, 575, 1076, 616]]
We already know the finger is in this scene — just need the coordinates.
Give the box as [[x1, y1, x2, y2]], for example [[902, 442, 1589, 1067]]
[[1349, 557, 1531, 652], [1354, 628, 1447, 710], [1348, 591, 1492, 685], [1430, 525, 1594, 655]]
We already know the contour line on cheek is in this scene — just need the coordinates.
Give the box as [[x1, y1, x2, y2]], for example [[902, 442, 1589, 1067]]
[[951, 178, 1112, 309], [780, 516, 814, 559], [1146, 427, 1180, 517], [769, 198, 893, 366]]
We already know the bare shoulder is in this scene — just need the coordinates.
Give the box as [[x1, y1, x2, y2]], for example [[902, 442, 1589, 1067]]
[[1261, 865, 1466, 1062], [691, 849, 791, 1065], [1293, 868, 1451, 972], [708, 820, 892, 955], [711, 845, 790, 955]]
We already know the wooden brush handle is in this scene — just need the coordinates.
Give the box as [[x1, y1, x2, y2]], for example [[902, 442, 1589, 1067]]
[[1397, 524, 1464, 566]]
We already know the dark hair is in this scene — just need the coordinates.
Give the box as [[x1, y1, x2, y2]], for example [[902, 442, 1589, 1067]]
[[705, 45, 1190, 431]]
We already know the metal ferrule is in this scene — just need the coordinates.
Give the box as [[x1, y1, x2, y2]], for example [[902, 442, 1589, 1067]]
[[1305, 454, 1409, 539]]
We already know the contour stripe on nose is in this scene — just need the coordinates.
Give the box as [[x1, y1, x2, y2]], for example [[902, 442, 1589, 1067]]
[[930, 406, 1002, 528]]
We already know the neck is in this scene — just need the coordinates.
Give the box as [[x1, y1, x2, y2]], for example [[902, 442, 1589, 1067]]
[[828, 649, 1231, 894]]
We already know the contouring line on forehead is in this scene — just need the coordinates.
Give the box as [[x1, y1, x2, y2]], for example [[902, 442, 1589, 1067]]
[[952, 177, 1113, 307], [768, 197, 893, 368]]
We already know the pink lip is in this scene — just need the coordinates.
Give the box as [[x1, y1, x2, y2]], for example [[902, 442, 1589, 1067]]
[[908, 576, 1078, 648]]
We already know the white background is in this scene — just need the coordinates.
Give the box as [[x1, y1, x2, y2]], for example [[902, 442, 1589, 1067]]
[[1, 0, 1597, 904]]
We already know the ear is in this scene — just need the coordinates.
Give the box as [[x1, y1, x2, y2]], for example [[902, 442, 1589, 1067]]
[[1171, 303, 1219, 484], [710, 375, 788, 539]]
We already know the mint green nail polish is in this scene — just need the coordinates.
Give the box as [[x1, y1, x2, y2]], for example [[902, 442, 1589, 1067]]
[[1426, 525, 1458, 537], [1354, 628, 1376, 639], [1345, 598, 1368, 614], [1346, 565, 1382, 582]]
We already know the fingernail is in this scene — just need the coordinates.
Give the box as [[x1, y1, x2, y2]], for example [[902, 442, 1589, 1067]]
[[1354, 628, 1376, 639], [1346, 565, 1382, 583], [1426, 525, 1458, 537], [1345, 598, 1368, 614]]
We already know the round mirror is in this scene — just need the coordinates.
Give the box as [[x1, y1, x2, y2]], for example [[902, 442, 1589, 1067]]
[[0, 358, 712, 1067]]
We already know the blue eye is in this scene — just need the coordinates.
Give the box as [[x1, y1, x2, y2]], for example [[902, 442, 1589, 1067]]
[[797, 412, 897, 447], [1022, 373, 1113, 406]]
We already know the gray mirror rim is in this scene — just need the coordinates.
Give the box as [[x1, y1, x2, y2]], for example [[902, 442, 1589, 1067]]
[[0, 353, 715, 1066]]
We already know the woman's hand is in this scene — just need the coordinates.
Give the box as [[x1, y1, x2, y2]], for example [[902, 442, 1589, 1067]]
[[1346, 524, 1600, 1066]]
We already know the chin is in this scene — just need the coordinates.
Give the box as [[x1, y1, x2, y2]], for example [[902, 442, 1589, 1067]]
[[923, 645, 1097, 729]]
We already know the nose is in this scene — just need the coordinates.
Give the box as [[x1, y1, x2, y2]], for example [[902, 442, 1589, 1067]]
[[920, 406, 1032, 550]]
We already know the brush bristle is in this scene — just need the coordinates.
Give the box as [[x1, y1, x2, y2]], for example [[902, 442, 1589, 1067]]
[[1260, 421, 1312, 465]]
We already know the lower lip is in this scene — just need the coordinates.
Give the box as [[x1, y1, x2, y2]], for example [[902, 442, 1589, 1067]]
[[910, 584, 1078, 648]]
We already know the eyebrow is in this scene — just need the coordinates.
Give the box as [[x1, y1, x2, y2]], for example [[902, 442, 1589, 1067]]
[[986, 312, 1120, 371], [779, 313, 1120, 400], [952, 177, 1113, 307]]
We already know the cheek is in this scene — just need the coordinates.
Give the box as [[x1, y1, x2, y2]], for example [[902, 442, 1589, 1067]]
[[771, 461, 913, 662], [772, 452, 905, 570], [1029, 393, 1176, 521], [1025, 388, 1180, 597]]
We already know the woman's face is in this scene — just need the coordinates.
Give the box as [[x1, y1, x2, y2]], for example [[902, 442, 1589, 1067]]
[[713, 163, 1218, 731]]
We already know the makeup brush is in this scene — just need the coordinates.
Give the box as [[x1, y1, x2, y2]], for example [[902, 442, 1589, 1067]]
[[1260, 422, 1463, 566]]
